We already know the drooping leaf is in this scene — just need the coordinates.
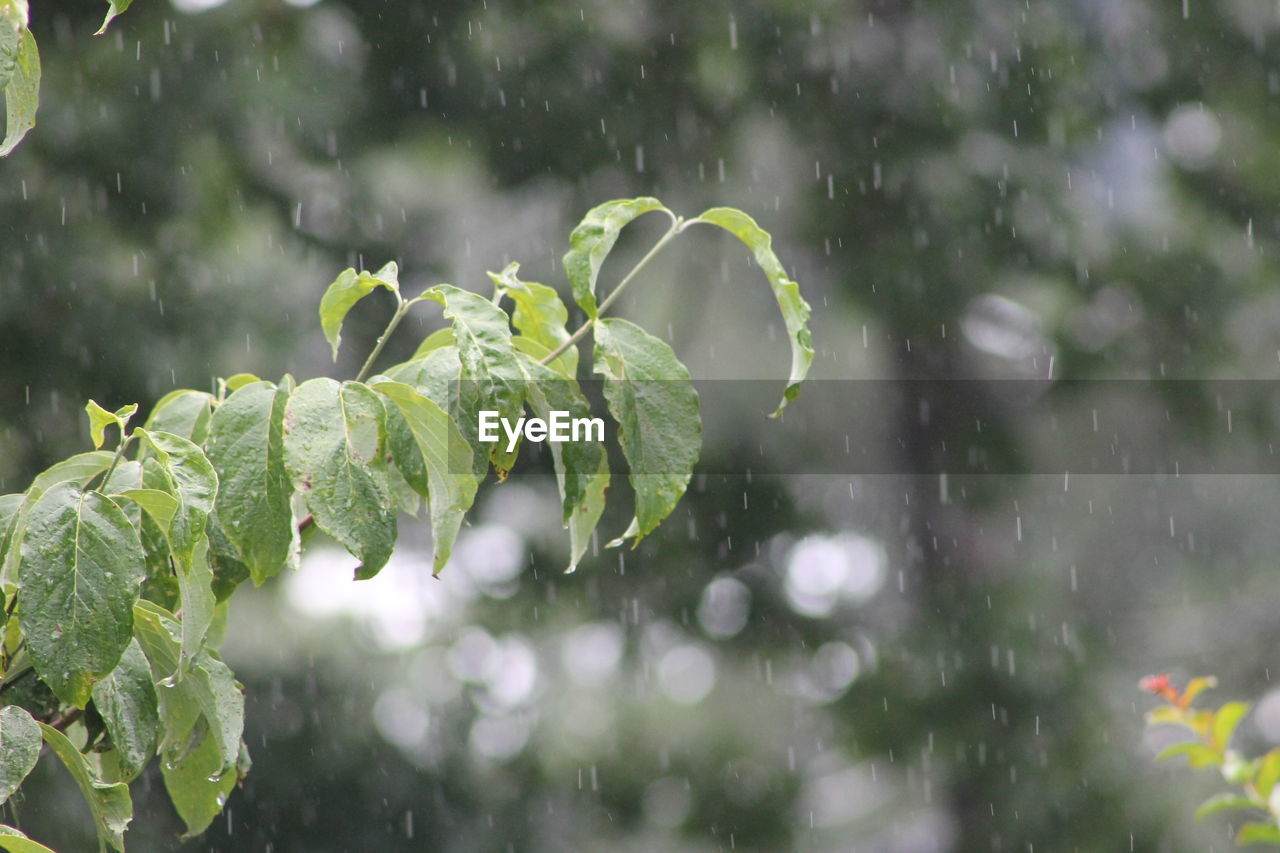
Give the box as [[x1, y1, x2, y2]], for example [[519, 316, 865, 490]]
[[0, 28, 37, 158], [38, 722, 132, 852], [319, 262, 400, 360], [420, 284, 526, 475], [567, 456, 610, 573], [694, 206, 814, 416], [371, 381, 478, 574], [143, 389, 214, 444], [161, 727, 239, 838], [516, 352, 604, 524], [132, 602, 244, 774], [563, 197, 671, 318], [173, 535, 215, 676], [283, 379, 396, 580], [94, 0, 133, 35], [0, 705, 39, 805], [490, 262, 579, 376], [0, 824, 59, 853], [593, 318, 700, 545], [205, 382, 297, 585], [90, 639, 159, 782], [18, 484, 145, 708]]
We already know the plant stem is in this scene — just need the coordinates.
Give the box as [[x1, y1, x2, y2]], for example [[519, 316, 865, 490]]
[[355, 298, 411, 383], [89, 432, 135, 492], [541, 216, 685, 366]]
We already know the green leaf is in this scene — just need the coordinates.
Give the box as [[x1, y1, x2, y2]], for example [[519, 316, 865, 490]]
[[161, 727, 239, 838], [1257, 750, 1280, 800], [1214, 701, 1251, 751], [95, 0, 133, 35], [371, 382, 478, 575], [0, 705, 39, 805], [27, 451, 115, 495], [18, 484, 145, 708], [516, 353, 604, 524], [410, 327, 455, 360], [0, 27, 37, 158], [563, 198, 671, 318], [694, 206, 814, 416], [593, 318, 700, 545], [143, 389, 214, 444], [38, 722, 132, 852], [0, 2, 27, 94], [420, 284, 527, 476], [205, 381, 298, 585], [132, 602, 244, 774], [90, 639, 159, 782], [1194, 792, 1261, 821], [568, 456, 609, 573], [283, 379, 397, 580], [1238, 822, 1280, 845], [136, 429, 217, 558], [1, 452, 115, 588], [490, 262, 579, 376], [0, 493, 23, 578], [84, 401, 136, 450], [319, 262, 400, 360], [0, 824, 59, 853], [1155, 741, 1223, 768], [113, 488, 178, 531]]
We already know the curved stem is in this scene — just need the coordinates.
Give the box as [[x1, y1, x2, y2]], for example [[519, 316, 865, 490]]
[[540, 216, 684, 366], [355, 298, 411, 383]]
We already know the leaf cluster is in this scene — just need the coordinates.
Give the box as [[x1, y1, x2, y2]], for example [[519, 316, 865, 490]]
[[1142, 675, 1280, 846], [0, 198, 811, 850]]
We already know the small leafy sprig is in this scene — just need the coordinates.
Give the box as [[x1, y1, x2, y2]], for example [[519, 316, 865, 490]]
[[1141, 674, 1280, 846], [0, 197, 811, 851]]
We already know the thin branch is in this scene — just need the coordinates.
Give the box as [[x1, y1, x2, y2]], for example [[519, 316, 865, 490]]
[[540, 216, 684, 366], [355, 298, 411, 383]]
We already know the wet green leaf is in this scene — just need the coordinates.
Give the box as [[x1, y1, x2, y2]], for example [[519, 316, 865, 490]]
[[0, 705, 39, 805], [372, 381, 478, 574], [593, 318, 700, 545], [38, 722, 132, 852], [319, 262, 400, 360], [18, 484, 145, 708], [420, 284, 527, 475], [90, 639, 159, 782], [143, 390, 214, 444], [205, 382, 297, 585], [161, 727, 238, 838], [695, 206, 813, 416], [563, 198, 670, 318], [490, 262, 579, 376], [0, 28, 37, 158], [283, 379, 396, 580]]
